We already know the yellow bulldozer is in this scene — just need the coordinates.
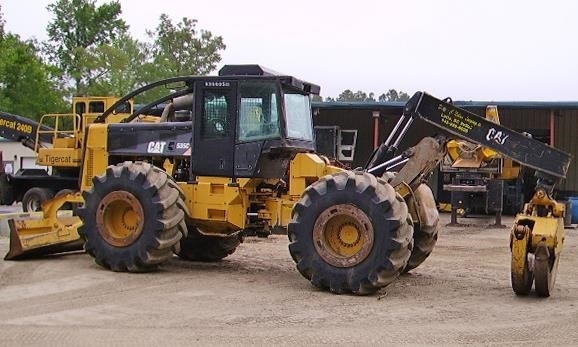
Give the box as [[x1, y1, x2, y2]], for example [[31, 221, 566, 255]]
[[3, 65, 572, 297]]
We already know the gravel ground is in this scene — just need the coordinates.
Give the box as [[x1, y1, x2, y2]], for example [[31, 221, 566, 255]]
[[0, 213, 577, 346]]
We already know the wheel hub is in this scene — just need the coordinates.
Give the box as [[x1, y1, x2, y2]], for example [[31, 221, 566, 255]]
[[338, 223, 361, 248], [96, 191, 144, 247], [313, 204, 374, 267]]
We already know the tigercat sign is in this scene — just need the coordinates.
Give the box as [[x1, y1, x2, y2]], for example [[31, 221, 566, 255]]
[[39, 155, 79, 166]]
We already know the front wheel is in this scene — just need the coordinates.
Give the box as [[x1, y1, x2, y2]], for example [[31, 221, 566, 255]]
[[77, 162, 186, 272], [403, 183, 440, 272], [288, 171, 413, 295]]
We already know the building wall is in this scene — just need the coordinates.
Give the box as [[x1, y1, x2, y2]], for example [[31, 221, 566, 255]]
[[0, 140, 46, 173], [555, 110, 578, 195]]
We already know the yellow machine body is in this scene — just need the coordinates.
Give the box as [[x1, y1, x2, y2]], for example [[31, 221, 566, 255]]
[[510, 188, 565, 297], [34, 97, 137, 169], [6, 118, 346, 259], [179, 152, 342, 235]]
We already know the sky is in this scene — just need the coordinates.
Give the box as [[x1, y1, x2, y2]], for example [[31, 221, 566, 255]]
[[3, 0, 578, 101]]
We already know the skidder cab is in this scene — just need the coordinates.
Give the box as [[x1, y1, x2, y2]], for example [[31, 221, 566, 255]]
[[94, 64, 320, 181]]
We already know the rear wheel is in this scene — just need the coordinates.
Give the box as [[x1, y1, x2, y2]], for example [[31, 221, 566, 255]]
[[78, 162, 185, 272], [534, 242, 559, 297], [510, 224, 534, 296], [22, 187, 54, 212], [403, 183, 440, 272], [288, 171, 413, 295], [176, 226, 242, 262]]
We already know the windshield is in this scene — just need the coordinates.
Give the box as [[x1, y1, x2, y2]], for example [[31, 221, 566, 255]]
[[284, 93, 313, 141], [238, 81, 281, 142]]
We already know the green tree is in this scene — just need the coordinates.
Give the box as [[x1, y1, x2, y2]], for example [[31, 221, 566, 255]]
[[337, 89, 355, 101], [146, 14, 226, 78], [45, 0, 128, 94], [337, 90, 376, 102], [82, 34, 150, 97], [329, 89, 410, 102], [378, 89, 410, 102], [0, 34, 66, 119], [0, 4, 5, 39]]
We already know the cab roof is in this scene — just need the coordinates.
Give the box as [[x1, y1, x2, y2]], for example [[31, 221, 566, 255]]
[[218, 64, 320, 95]]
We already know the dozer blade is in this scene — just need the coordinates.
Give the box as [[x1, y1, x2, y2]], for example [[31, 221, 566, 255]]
[[4, 193, 85, 260], [5, 213, 84, 259]]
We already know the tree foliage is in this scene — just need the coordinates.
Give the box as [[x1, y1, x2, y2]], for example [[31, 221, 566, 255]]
[[0, 4, 5, 39], [379, 89, 410, 102], [336, 90, 376, 102], [329, 88, 410, 102], [1, 1, 228, 120], [81, 34, 150, 97], [45, 0, 128, 94], [0, 34, 67, 119], [146, 14, 226, 78]]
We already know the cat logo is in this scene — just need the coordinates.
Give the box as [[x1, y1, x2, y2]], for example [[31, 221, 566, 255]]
[[147, 141, 167, 154]]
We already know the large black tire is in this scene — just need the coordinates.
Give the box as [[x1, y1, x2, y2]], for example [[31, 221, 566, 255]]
[[175, 226, 242, 262], [534, 243, 559, 298], [77, 162, 186, 272], [403, 183, 440, 272], [22, 187, 54, 212], [288, 171, 413, 295]]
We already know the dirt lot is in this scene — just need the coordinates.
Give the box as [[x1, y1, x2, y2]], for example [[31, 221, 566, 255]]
[[0, 213, 577, 346]]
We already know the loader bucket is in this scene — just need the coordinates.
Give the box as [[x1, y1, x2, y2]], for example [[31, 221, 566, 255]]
[[4, 193, 85, 260]]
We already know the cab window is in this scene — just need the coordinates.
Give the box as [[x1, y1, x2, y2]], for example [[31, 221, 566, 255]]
[[202, 91, 229, 139], [75, 102, 86, 116], [89, 101, 105, 113], [238, 81, 280, 142], [114, 101, 132, 114]]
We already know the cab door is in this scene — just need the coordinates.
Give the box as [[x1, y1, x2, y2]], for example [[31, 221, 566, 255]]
[[191, 80, 237, 177]]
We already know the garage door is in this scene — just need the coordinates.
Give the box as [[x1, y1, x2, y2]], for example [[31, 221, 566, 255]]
[[21, 156, 49, 172]]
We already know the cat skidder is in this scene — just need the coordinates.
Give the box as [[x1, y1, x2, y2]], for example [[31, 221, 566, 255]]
[[5, 66, 571, 296]]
